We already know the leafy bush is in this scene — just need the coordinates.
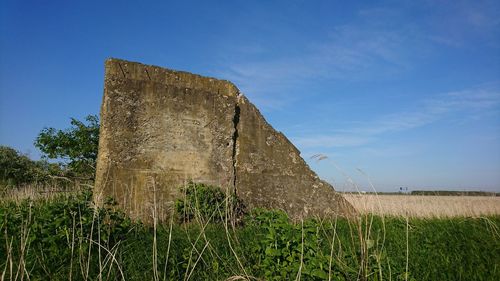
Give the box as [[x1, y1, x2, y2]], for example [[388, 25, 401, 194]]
[[246, 209, 333, 280], [0, 145, 70, 190], [0, 146, 65, 186], [1, 115, 99, 189], [0, 146, 40, 186], [0, 189, 132, 280], [175, 182, 245, 224], [34, 114, 99, 179]]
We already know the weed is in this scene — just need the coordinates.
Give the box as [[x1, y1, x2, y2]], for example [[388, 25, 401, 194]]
[[1, 185, 499, 280], [175, 182, 246, 224]]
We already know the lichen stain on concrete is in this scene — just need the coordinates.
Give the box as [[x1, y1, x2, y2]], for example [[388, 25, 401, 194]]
[[94, 58, 355, 222]]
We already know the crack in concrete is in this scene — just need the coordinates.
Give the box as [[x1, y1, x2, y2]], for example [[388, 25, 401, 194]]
[[231, 100, 241, 192]]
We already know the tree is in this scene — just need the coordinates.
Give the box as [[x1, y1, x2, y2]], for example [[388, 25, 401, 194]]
[[0, 146, 64, 187], [34, 115, 99, 179], [0, 146, 39, 185]]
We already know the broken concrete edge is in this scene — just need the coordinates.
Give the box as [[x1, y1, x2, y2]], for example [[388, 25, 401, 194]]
[[105, 58, 240, 97], [95, 58, 358, 222]]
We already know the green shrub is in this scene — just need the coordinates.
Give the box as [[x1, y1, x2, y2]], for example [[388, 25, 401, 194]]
[[0, 145, 56, 186], [0, 145, 72, 190], [245, 209, 333, 280], [0, 189, 132, 280], [175, 182, 245, 224], [34, 114, 99, 180]]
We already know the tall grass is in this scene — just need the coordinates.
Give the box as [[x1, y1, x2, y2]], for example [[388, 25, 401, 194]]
[[1, 184, 499, 280]]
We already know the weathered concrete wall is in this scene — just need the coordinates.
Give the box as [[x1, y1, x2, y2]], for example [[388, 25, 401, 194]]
[[235, 95, 353, 218], [95, 58, 354, 221]]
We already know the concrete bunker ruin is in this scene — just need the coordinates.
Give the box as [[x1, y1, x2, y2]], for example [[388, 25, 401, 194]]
[[94, 58, 354, 221]]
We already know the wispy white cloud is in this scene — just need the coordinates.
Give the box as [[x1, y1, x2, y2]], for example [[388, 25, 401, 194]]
[[215, 20, 423, 109], [211, 2, 500, 151], [214, 1, 500, 111], [458, 0, 500, 28], [291, 83, 500, 149], [425, 0, 500, 47]]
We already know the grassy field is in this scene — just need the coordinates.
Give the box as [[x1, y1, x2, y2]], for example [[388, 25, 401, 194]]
[[344, 194, 500, 218], [1, 186, 499, 280]]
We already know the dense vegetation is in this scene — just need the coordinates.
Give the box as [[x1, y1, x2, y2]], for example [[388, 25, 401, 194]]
[[0, 115, 98, 191], [0, 145, 64, 187], [1, 184, 499, 280], [34, 114, 99, 180]]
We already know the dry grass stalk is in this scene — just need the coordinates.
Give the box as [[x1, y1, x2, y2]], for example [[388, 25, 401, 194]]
[[344, 194, 500, 217], [1, 184, 85, 203], [295, 219, 304, 281]]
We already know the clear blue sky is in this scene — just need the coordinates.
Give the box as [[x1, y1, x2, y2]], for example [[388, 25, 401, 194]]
[[1, 0, 499, 192]]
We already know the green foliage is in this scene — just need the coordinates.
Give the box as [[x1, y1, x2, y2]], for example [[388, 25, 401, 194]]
[[175, 182, 246, 223], [0, 114, 99, 188], [0, 145, 65, 188], [245, 209, 333, 280], [1, 192, 499, 280], [0, 189, 131, 280], [243, 210, 500, 280], [0, 146, 40, 186], [0, 146, 75, 192], [34, 115, 99, 179]]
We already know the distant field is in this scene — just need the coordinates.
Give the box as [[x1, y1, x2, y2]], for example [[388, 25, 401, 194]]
[[344, 194, 500, 217]]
